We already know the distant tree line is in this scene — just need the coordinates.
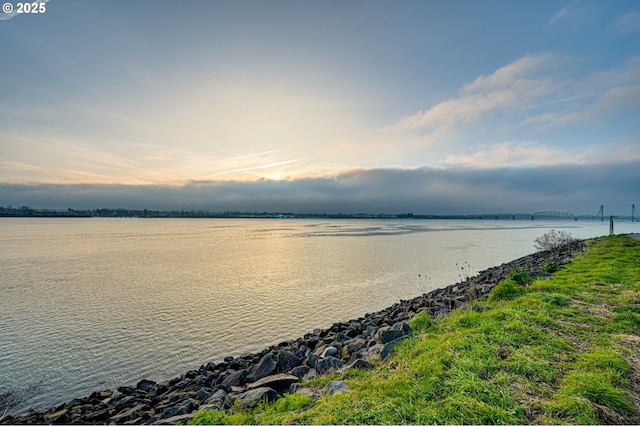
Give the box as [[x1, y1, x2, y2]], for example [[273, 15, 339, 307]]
[[0, 205, 422, 219]]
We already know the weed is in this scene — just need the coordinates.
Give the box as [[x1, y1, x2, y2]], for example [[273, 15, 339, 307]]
[[456, 261, 473, 283], [543, 260, 560, 273], [510, 268, 534, 286]]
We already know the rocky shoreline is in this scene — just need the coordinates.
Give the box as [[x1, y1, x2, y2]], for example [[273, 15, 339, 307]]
[[1, 240, 587, 425]]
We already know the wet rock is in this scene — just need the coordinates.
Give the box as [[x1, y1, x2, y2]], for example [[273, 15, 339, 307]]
[[235, 387, 279, 409], [136, 379, 157, 393], [118, 386, 137, 396]]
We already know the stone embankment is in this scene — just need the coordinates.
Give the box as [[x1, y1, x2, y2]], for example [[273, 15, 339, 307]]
[[2, 241, 586, 425]]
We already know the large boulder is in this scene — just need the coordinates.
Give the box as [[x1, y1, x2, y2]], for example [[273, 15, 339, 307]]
[[235, 387, 279, 409], [247, 354, 277, 382], [221, 369, 247, 387], [376, 321, 411, 343]]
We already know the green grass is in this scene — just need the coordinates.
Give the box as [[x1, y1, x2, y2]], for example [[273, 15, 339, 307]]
[[190, 235, 640, 425]]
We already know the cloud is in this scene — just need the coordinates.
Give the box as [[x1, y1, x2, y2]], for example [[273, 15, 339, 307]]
[[548, 2, 576, 26], [392, 53, 559, 132], [547, 1, 598, 28], [1, 161, 638, 215], [391, 51, 640, 155], [614, 11, 640, 35], [443, 141, 565, 168]]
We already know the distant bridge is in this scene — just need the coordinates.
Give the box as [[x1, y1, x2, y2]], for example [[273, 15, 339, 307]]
[[471, 205, 637, 221]]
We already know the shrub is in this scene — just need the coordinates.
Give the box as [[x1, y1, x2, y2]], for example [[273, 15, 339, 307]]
[[510, 269, 533, 286], [543, 261, 560, 273], [489, 280, 527, 301], [534, 230, 576, 251]]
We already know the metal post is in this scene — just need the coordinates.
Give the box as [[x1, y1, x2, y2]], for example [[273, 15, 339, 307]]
[[609, 215, 614, 236]]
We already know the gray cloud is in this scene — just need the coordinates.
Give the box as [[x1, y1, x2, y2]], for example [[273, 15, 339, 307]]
[[1, 161, 638, 216]]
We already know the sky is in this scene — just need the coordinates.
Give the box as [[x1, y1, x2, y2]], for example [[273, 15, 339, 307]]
[[1, 0, 639, 214]]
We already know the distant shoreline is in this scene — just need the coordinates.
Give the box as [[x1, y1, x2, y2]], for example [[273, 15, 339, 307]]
[[1, 210, 630, 221]]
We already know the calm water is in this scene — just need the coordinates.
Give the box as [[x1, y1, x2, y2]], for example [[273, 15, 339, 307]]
[[1, 218, 638, 413]]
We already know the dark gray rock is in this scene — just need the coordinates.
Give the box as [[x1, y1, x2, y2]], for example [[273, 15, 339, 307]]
[[108, 403, 149, 424], [236, 387, 279, 409], [315, 356, 343, 374], [203, 389, 227, 406], [302, 368, 318, 381], [194, 388, 212, 402], [306, 352, 319, 368], [345, 358, 373, 371], [277, 350, 302, 373], [221, 369, 247, 387], [136, 379, 157, 393], [376, 321, 411, 343], [381, 335, 413, 359], [320, 346, 339, 358], [158, 405, 185, 420], [248, 353, 277, 382], [343, 338, 366, 356], [157, 413, 195, 425], [204, 373, 218, 387], [288, 365, 310, 378]]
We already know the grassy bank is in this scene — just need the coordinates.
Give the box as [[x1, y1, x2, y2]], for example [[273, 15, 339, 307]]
[[190, 235, 640, 425]]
